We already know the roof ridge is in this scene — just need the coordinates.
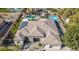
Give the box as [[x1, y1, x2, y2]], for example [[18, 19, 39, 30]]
[[50, 31, 61, 41], [44, 20, 59, 35], [36, 26, 45, 35], [29, 26, 44, 36], [41, 34, 61, 45]]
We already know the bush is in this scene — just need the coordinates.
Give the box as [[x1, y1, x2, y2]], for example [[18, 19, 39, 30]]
[[38, 43, 42, 47], [62, 23, 79, 50]]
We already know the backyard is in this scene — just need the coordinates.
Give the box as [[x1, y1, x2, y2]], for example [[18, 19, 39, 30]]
[[10, 19, 22, 34]]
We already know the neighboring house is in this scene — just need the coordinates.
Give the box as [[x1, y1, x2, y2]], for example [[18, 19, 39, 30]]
[[0, 19, 4, 29], [14, 18, 65, 50]]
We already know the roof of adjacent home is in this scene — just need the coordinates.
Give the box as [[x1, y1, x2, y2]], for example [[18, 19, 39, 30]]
[[0, 19, 4, 25]]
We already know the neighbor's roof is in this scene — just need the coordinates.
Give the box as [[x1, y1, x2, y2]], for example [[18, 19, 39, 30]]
[[0, 19, 4, 24]]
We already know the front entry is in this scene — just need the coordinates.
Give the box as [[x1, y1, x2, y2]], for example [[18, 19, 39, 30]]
[[33, 38, 40, 42]]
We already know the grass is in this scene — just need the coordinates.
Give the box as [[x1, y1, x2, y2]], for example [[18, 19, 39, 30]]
[[10, 19, 22, 34], [15, 44, 22, 49], [32, 42, 44, 51], [0, 47, 14, 51], [0, 8, 10, 13]]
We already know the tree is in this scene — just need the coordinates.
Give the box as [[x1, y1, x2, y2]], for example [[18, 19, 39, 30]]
[[69, 12, 79, 23], [59, 8, 79, 50], [62, 23, 79, 50], [47, 8, 57, 12], [58, 8, 79, 19]]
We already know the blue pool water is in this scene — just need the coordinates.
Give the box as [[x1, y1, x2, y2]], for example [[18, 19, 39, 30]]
[[49, 15, 59, 21], [25, 15, 37, 19], [54, 21, 64, 36], [49, 15, 64, 36]]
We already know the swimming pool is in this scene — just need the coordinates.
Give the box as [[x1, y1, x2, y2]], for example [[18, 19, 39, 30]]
[[49, 15, 59, 21], [25, 14, 40, 20], [49, 15, 64, 36]]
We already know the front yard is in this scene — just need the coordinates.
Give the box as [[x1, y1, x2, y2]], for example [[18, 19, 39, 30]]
[[0, 45, 22, 51], [0, 47, 14, 51]]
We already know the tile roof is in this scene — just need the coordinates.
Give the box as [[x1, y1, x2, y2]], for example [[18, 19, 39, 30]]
[[28, 26, 45, 37], [0, 19, 4, 25], [16, 18, 62, 46], [41, 32, 62, 45], [20, 19, 59, 36]]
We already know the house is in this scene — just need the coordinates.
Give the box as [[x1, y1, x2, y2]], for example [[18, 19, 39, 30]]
[[0, 19, 4, 29], [14, 18, 64, 50]]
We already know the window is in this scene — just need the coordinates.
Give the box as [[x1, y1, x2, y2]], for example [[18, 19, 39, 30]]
[[49, 45, 53, 48], [44, 32, 46, 37], [33, 38, 40, 42], [23, 37, 30, 44]]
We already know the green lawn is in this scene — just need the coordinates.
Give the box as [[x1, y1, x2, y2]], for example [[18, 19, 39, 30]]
[[10, 19, 22, 34], [0, 8, 10, 13], [0, 47, 14, 51]]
